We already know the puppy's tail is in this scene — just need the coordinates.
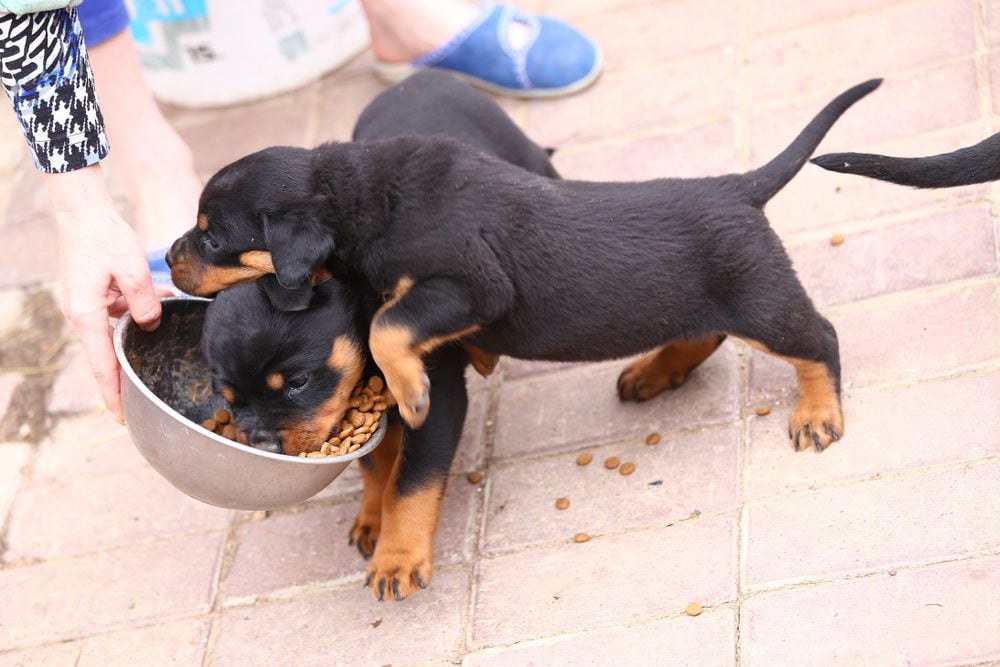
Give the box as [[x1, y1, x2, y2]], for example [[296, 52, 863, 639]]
[[810, 131, 1000, 188], [743, 78, 882, 208]]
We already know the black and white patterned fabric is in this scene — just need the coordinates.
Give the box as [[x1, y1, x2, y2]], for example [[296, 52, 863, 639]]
[[0, 8, 109, 172]]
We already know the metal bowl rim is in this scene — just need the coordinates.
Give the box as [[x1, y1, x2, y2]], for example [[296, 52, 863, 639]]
[[112, 295, 384, 465]]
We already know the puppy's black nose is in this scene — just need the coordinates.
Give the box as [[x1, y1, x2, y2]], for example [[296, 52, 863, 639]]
[[248, 429, 282, 454]]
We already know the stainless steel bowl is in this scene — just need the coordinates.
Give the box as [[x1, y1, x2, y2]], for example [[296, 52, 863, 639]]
[[113, 296, 385, 511]]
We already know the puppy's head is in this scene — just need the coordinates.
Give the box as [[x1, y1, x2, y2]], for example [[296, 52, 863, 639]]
[[202, 279, 367, 456], [168, 145, 335, 306]]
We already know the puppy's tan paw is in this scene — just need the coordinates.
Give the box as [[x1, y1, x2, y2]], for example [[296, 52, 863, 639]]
[[788, 401, 844, 451], [364, 543, 433, 602], [349, 509, 381, 559]]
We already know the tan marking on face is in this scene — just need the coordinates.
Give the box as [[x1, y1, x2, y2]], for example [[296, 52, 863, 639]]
[[240, 250, 275, 273], [280, 335, 364, 456], [197, 213, 208, 231], [220, 385, 235, 405], [311, 267, 334, 285], [192, 264, 272, 295], [266, 371, 284, 391]]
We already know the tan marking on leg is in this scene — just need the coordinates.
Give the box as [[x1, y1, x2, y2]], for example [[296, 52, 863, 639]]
[[617, 334, 725, 402], [266, 371, 283, 391], [351, 421, 403, 558], [738, 337, 844, 451], [281, 335, 364, 456], [366, 465, 444, 601], [463, 343, 499, 378]]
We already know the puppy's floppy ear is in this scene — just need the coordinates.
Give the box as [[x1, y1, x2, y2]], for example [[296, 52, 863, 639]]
[[259, 273, 314, 312], [262, 197, 335, 290]]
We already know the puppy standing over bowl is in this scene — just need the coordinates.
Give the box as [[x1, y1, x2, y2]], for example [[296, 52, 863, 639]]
[[198, 71, 561, 601], [172, 78, 883, 456]]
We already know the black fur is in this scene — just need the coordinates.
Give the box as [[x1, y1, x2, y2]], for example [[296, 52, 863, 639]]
[[811, 131, 1000, 188]]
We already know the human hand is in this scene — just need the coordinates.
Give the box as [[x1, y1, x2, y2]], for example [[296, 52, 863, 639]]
[[45, 165, 171, 422]]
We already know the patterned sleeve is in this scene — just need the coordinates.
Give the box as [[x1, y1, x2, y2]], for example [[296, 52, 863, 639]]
[[0, 7, 109, 173]]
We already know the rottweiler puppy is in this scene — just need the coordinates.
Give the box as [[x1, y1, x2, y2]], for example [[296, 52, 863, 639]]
[[196, 70, 561, 601], [171, 77, 883, 456], [202, 278, 470, 601], [812, 131, 1000, 187]]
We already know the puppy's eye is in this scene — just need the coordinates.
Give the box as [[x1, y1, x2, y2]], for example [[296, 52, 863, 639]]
[[201, 233, 221, 252], [286, 374, 310, 395]]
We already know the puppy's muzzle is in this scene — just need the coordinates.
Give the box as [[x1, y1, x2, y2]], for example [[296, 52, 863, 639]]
[[248, 428, 283, 454]]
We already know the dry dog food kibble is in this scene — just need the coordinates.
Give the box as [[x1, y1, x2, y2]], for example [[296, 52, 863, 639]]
[[619, 462, 636, 476], [576, 452, 593, 466], [830, 233, 846, 246], [202, 409, 235, 438], [555, 497, 570, 510], [573, 532, 590, 543], [754, 405, 771, 416], [645, 432, 661, 445], [604, 456, 620, 470], [685, 602, 703, 617], [466, 471, 484, 484], [301, 376, 391, 458]]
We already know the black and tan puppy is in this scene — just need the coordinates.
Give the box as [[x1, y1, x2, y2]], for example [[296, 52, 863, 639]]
[[202, 278, 470, 601], [172, 77, 882, 455], [812, 131, 1000, 187], [197, 70, 561, 601]]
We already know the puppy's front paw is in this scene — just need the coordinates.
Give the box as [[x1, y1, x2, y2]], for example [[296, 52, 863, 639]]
[[788, 401, 844, 451], [364, 543, 433, 602], [349, 508, 381, 559], [387, 371, 431, 429]]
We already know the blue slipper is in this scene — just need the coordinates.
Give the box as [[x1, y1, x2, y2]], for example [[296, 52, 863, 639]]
[[147, 247, 178, 293], [374, 2, 602, 98]]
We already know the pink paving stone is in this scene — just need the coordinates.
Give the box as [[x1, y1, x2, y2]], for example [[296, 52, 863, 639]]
[[747, 0, 975, 100], [177, 93, 315, 178], [988, 0, 1000, 46], [472, 516, 736, 647], [0, 532, 224, 649], [752, 0, 892, 35], [47, 344, 103, 414], [741, 558, 1000, 665], [749, 59, 981, 177], [762, 122, 989, 238], [992, 51, 1000, 113], [0, 217, 59, 288], [492, 346, 739, 461], [32, 427, 147, 485], [749, 280, 1000, 399], [786, 205, 997, 308], [316, 74, 390, 142], [0, 443, 32, 531], [465, 609, 735, 666], [746, 369, 1000, 498], [501, 358, 580, 381], [553, 117, 740, 182], [744, 458, 1000, 589], [573, 0, 740, 73], [0, 374, 21, 421], [0, 642, 81, 666], [4, 466, 232, 562], [76, 618, 210, 667], [0, 167, 49, 229], [212, 567, 469, 666], [225, 475, 478, 601], [483, 425, 739, 553], [544, 0, 671, 20], [524, 51, 739, 147]]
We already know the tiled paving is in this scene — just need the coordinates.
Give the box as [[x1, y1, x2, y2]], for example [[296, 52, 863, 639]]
[[1, 1, 999, 664]]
